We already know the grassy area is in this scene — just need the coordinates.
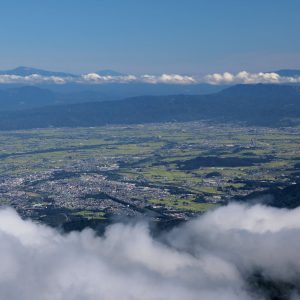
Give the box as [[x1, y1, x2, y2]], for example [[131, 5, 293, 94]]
[[73, 210, 106, 220], [149, 197, 219, 212]]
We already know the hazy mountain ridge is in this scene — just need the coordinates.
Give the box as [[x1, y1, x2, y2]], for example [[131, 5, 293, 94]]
[[273, 69, 300, 77], [0, 66, 127, 78], [0, 66, 129, 78], [0, 84, 223, 110], [0, 84, 299, 130], [0, 86, 57, 110], [0, 66, 77, 77]]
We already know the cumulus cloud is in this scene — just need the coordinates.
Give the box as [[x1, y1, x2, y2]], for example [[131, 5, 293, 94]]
[[0, 73, 197, 85], [0, 71, 299, 85], [0, 74, 70, 85], [81, 73, 137, 84], [0, 203, 299, 299], [204, 71, 300, 85], [80, 73, 196, 85], [0, 71, 198, 85], [140, 74, 197, 85]]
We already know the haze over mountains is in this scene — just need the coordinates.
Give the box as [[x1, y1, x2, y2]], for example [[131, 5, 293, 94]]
[[0, 66, 75, 78], [272, 69, 300, 77], [0, 66, 300, 106], [1, 66, 300, 78], [0, 66, 299, 130], [0, 66, 129, 78], [0, 66, 224, 95], [0, 84, 299, 130], [0, 84, 224, 110]]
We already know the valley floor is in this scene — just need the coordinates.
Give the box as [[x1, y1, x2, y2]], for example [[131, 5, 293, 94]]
[[0, 121, 299, 229]]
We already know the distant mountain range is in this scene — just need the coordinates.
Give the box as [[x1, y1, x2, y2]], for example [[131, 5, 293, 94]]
[[0, 66, 226, 96], [0, 66, 76, 77], [0, 67, 299, 98], [0, 66, 128, 78], [0, 84, 299, 130], [272, 69, 300, 77], [1, 66, 299, 77], [0, 84, 224, 111], [0, 86, 57, 110]]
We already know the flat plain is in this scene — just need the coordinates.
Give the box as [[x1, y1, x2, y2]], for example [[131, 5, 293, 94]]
[[0, 121, 299, 228]]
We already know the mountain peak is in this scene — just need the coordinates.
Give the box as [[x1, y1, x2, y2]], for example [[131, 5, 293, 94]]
[[0, 66, 76, 77]]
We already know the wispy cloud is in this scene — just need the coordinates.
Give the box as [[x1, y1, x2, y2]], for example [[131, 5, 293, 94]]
[[0, 203, 300, 299]]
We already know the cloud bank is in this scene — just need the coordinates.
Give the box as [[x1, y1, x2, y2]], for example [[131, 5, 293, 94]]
[[0, 71, 299, 85], [0, 203, 300, 300], [81, 73, 138, 84], [204, 71, 300, 85], [140, 74, 197, 84], [0, 74, 69, 85], [0, 73, 197, 85]]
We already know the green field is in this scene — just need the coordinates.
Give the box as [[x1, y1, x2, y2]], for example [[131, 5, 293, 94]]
[[0, 122, 300, 215]]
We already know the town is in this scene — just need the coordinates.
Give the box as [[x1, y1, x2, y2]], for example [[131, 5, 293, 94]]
[[0, 121, 299, 229]]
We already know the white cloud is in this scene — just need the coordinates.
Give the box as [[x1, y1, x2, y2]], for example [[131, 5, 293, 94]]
[[141, 74, 197, 85], [0, 203, 300, 299], [0, 74, 69, 85], [0, 72, 197, 85], [81, 73, 137, 84], [80, 73, 196, 85], [0, 71, 299, 85], [204, 71, 300, 85]]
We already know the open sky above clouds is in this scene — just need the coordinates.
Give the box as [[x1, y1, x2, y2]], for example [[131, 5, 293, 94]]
[[0, 0, 299, 74]]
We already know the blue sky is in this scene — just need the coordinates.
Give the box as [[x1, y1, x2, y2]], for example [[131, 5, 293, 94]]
[[0, 0, 299, 74]]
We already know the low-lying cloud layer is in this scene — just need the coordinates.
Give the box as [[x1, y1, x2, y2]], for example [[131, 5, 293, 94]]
[[0, 73, 197, 85], [205, 71, 300, 85], [0, 203, 300, 300], [0, 71, 300, 85], [0, 74, 68, 85]]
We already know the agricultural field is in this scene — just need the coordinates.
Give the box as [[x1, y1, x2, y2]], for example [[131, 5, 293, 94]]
[[0, 121, 300, 228]]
